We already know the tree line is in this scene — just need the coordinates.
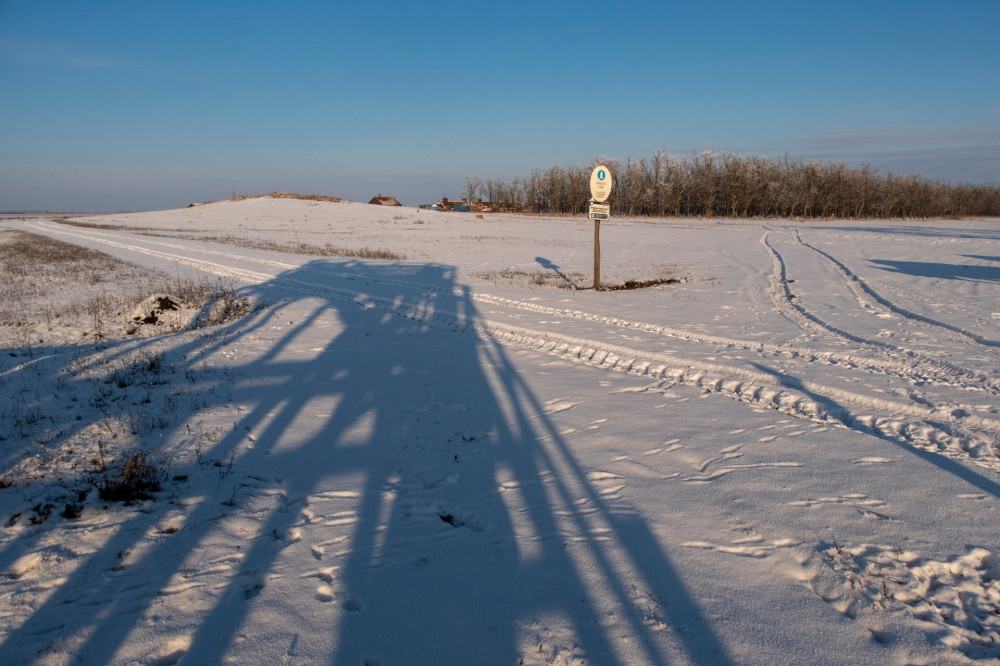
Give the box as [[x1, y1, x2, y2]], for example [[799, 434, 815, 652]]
[[464, 150, 1000, 219]]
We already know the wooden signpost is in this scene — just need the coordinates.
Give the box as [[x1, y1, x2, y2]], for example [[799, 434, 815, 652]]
[[589, 165, 612, 290]]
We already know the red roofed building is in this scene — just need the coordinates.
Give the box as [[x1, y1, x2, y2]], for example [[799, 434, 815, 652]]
[[368, 194, 403, 206]]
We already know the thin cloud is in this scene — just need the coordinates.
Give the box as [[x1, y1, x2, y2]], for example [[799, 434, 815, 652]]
[[789, 125, 999, 150], [867, 145, 1000, 184], [766, 125, 999, 183]]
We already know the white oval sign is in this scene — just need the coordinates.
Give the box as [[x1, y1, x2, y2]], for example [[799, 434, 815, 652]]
[[590, 164, 612, 202]]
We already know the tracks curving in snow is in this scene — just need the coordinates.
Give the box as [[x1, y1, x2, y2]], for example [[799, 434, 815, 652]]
[[760, 229, 1000, 395], [792, 228, 1000, 348], [22, 219, 1000, 474]]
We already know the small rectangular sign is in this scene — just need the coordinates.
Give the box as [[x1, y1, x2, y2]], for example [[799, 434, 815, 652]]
[[589, 202, 610, 220]]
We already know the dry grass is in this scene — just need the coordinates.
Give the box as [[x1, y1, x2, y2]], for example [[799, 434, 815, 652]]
[[0, 231, 258, 510], [0, 228, 126, 279], [198, 235, 406, 261], [0, 230, 151, 329], [0, 230, 256, 343], [48, 215, 405, 262], [601, 277, 685, 290], [475, 269, 585, 289], [94, 445, 164, 503], [474, 267, 687, 291], [213, 191, 343, 204], [49, 216, 124, 230]]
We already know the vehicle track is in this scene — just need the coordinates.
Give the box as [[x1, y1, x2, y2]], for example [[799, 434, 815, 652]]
[[37, 219, 1000, 395], [760, 229, 1000, 394], [792, 229, 1000, 348], [21, 219, 1000, 474]]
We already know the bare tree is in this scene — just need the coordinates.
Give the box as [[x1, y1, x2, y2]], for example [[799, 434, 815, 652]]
[[472, 150, 999, 220], [463, 177, 482, 206]]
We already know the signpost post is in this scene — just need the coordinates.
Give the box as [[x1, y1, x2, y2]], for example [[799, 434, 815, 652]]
[[589, 165, 612, 290]]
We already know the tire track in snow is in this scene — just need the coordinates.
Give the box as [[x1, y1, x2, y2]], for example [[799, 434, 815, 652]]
[[762, 228, 897, 345], [466, 320, 1000, 473], [470, 292, 1000, 397], [31, 218, 1000, 396], [30, 219, 462, 304], [27, 220, 278, 285], [792, 229, 1000, 348], [25, 220, 1000, 473], [760, 229, 1000, 395], [208, 257, 1000, 476]]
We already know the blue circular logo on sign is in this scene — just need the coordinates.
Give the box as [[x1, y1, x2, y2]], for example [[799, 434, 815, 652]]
[[598, 170, 606, 180]]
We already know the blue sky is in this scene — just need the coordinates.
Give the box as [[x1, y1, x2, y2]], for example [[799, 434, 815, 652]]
[[1, 1, 998, 212]]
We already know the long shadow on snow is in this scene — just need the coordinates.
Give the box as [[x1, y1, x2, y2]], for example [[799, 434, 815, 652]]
[[1, 259, 731, 665], [0, 330, 221, 502], [869, 258, 1000, 283], [750, 362, 1000, 500], [0, 295, 295, 651], [809, 225, 1000, 242]]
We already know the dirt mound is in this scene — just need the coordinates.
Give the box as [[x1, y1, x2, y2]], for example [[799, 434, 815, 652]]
[[126, 294, 197, 334]]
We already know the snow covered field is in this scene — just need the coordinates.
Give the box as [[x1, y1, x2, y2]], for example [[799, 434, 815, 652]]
[[2, 197, 1000, 664]]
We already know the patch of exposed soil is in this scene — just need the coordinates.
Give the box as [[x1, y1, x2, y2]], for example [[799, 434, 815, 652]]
[[600, 277, 686, 291]]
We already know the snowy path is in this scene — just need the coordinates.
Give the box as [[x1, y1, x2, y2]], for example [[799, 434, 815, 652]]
[[3, 207, 1000, 664], [25, 218, 1000, 474]]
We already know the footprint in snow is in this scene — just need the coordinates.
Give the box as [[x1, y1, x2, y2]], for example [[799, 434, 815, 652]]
[[851, 457, 893, 465], [147, 637, 191, 666], [243, 582, 264, 599], [682, 537, 801, 558], [587, 471, 627, 498], [438, 510, 486, 532], [543, 399, 577, 414], [788, 494, 885, 509]]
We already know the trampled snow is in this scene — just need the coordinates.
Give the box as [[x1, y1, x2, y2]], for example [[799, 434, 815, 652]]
[[2, 198, 999, 664]]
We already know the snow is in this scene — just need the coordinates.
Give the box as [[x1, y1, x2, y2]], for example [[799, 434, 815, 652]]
[[2, 197, 1000, 664]]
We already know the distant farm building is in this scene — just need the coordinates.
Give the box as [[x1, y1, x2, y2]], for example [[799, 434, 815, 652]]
[[417, 198, 493, 212], [369, 195, 403, 206]]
